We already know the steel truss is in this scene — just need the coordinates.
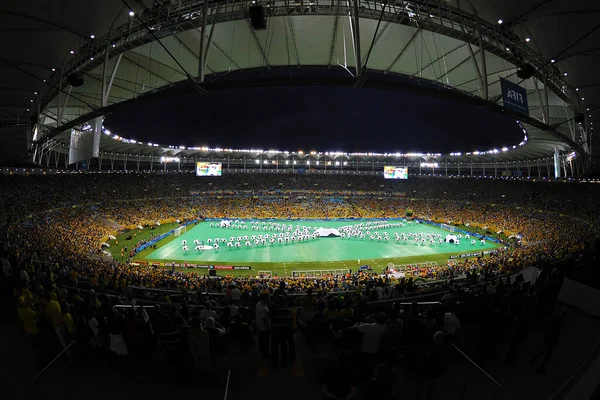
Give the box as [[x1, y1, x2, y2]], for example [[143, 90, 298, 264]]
[[37, 0, 581, 125]]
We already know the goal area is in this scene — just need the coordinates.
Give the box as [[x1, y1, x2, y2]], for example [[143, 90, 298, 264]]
[[440, 223, 456, 232], [174, 226, 187, 236]]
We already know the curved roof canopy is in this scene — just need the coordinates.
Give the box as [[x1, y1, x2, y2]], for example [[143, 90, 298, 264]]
[[1, 0, 596, 163]]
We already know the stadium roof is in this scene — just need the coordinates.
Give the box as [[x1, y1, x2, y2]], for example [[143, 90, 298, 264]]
[[1, 0, 597, 164]]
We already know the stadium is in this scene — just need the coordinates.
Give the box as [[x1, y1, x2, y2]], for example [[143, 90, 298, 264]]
[[2, 1, 600, 400]]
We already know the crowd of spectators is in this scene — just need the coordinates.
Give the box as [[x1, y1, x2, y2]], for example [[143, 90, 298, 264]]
[[2, 172, 600, 398]]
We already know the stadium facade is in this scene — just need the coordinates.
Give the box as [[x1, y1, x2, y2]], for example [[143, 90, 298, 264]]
[[26, 0, 590, 176]]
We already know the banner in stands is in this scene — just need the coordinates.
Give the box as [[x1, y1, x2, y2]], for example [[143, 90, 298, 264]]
[[500, 78, 529, 116], [449, 249, 498, 259], [210, 265, 252, 270]]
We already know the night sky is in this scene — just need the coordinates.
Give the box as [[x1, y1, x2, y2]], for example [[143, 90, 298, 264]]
[[104, 86, 523, 153]]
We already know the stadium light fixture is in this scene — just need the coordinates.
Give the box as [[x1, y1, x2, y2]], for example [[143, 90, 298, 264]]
[[69, 50, 75, 54], [90, 57, 94, 60], [550, 59, 555, 63], [34, 91, 37, 95], [497, 19, 503, 24], [576, 88, 579, 91], [112, 44, 116, 48], [255, 159, 259, 164], [525, 37, 531, 42], [90, 34, 95, 39], [128, 10, 135, 16], [582, 97, 585, 100], [564, 72, 568, 76], [30, 99, 33, 102], [51, 68, 56, 72], [505, 47, 510, 51]]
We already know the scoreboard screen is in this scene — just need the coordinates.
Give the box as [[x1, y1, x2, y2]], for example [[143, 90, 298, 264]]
[[383, 166, 408, 180], [196, 162, 222, 176]]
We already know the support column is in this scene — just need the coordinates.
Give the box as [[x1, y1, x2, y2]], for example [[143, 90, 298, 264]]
[[553, 147, 560, 178]]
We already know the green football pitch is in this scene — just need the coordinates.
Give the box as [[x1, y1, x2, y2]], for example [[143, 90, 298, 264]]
[[121, 219, 501, 276]]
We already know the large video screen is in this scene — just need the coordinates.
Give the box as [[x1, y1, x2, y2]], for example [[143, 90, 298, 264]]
[[196, 162, 222, 176], [383, 166, 408, 180]]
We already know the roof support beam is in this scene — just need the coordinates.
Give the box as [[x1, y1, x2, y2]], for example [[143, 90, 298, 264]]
[[464, 0, 488, 99], [465, 42, 484, 97], [198, 0, 210, 81], [438, 50, 479, 82], [57, 86, 72, 125], [122, 55, 172, 85], [349, 0, 362, 77], [532, 77, 547, 124], [102, 54, 122, 107], [328, 0, 343, 67], [386, 26, 422, 72]]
